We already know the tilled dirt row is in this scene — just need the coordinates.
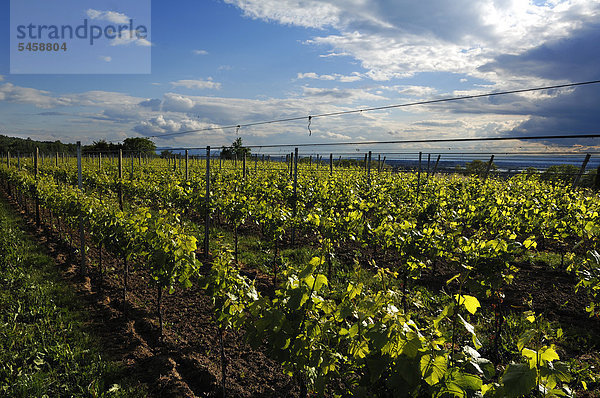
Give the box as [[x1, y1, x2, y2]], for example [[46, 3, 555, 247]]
[[2, 189, 300, 398]]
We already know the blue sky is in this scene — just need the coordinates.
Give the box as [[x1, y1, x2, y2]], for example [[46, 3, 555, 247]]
[[1, 0, 600, 153]]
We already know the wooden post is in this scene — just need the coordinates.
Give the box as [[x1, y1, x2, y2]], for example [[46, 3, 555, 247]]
[[378, 154, 381, 172], [416, 152, 422, 201], [329, 153, 333, 176], [483, 155, 495, 181], [243, 153, 246, 180], [204, 146, 211, 257], [573, 153, 591, 189], [35, 148, 40, 226], [432, 154, 441, 176], [427, 154, 431, 178], [367, 151, 372, 182], [77, 141, 87, 276], [118, 149, 123, 210], [130, 152, 134, 180], [185, 149, 189, 180], [6, 151, 10, 168], [292, 148, 298, 245]]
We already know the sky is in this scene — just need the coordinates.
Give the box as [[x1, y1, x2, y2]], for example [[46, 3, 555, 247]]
[[1, 0, 600, 155]]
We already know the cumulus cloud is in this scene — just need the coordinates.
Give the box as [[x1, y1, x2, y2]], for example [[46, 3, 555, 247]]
[[170, 79, 222, 90], [192, 49, 209, 55], [86, 9, 130, 24], [223, 0, 341, 29], [133, 114, 225, 137], [99, 56, 112, 62], [227, 0, 600, 83]]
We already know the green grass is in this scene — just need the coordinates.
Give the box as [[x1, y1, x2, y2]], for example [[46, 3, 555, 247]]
[[0, 197, 145, 398]]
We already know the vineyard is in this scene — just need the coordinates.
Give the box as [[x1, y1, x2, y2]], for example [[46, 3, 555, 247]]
[[1, 148, 600, 398]]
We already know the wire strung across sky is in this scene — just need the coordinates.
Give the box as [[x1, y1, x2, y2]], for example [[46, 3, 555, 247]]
[[154, 133, 600, 151], [148, 79, 600, 139]]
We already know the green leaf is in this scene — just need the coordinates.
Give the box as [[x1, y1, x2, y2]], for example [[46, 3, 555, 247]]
[[523, 237, 537, 249], [452, 370, 483, 391], [517, 329, 536, 352], [455, 294, 480, 314], [526, 315, 535, 323], [299, 258, 318, 279], [458, 314, 476, 335], [349, 323, 359, 338], [420, 354, 448, 386], [401, 332, 422, 358], [313, 274, 328, 292], [501, 363, 537, 397], [349, 339, 369, 359], [522, 348, 538, 368], [539, 346, 559, 363]]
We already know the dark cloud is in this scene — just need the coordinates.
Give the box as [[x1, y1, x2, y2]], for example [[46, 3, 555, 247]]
[[479, 24, 600, 81], [469, 25, 600, 146], [36, 111, 70, 116], [138, 98, 162, 111]]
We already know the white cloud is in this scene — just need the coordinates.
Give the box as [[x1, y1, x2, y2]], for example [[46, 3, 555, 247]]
[[302, 86, 386, 101], [99, 56, 112, 62], [223, 0, 341, 29], [86, 9, 130, 24], [133, 114, 225, 137], [323, 131, 351, 140], [170, 79, 222, 90], [192, 49, 209, 55], [297, 72, 362, 82], [227, 0, 600, 84], [109, 30, 152, 46], [382, 85, 438, 98], [0, 83, 70, 108]]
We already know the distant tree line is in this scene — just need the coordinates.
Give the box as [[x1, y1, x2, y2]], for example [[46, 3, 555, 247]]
[[0, 135, 76, 155], [457, 160, 600, 189], [0, 135, 157, 156]]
